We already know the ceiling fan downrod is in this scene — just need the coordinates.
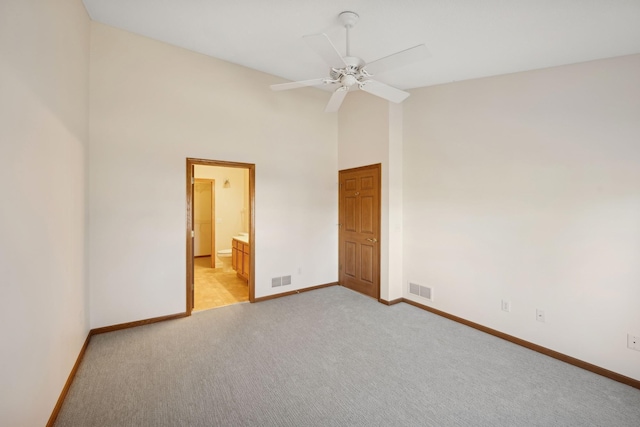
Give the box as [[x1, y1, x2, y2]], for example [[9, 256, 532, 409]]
[[339, 11, 359, 57]]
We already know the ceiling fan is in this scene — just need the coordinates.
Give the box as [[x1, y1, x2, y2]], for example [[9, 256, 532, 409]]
[[270, 11, 430, 113]]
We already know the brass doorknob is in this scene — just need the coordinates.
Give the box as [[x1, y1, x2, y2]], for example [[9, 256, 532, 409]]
[[366, 238, 378, 243]]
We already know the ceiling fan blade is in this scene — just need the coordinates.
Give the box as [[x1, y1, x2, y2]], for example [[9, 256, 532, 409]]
[[270, 78, 327, 91], [303, 33, 347, 68], [359, 80, 410, 103], [364, 44, 430, 76], [325, 88, 348, 113]]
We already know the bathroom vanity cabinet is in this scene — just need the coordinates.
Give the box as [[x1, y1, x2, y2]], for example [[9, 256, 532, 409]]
[[232, 238, 250, 281]]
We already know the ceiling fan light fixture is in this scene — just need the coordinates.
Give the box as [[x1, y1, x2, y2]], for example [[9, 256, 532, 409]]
[[341, 74, 358, 87]]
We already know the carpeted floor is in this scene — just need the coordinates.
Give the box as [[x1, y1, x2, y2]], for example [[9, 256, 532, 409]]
[[54, 286, 640, 426]]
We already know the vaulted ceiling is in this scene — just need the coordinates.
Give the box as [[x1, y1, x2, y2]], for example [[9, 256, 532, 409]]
[[82, 0, 640, 90]]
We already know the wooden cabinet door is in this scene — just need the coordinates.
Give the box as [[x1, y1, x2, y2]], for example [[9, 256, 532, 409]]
[[232, 245, 237, 270], [339, 164, 380, 299], [242, 244, 250, 280]]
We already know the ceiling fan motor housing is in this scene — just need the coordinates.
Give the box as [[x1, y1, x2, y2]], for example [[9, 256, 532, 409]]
[[330, 56, 366, 88]]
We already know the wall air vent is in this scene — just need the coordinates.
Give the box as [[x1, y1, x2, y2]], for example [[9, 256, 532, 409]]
[[272, 277, 282, 287], [282, 275, 291, 286], [409, 282, 420, 296], [409, 282, 433, 301], [419, 285, 432, 300]]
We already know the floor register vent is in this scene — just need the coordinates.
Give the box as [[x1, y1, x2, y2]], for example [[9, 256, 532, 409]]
[[409, 282, 433, 301]]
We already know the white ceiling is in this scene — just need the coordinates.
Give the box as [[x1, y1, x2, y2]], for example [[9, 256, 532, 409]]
[[82, 0, 640, 90]]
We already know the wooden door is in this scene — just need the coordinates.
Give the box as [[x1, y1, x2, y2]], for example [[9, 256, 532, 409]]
[[194, 180, 212, 257], [194, 179, 216, 268], [339, 164, 381, 299]]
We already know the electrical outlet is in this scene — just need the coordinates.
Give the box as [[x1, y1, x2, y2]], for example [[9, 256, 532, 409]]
[[536, 309, 545, 323], [628, 334, 640, 351], [501, 300, 511, 312]]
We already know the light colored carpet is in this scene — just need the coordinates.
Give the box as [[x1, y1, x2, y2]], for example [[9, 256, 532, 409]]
[[55, 286, 640, 426]]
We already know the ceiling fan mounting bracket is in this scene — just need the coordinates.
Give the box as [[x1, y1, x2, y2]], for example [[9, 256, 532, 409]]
[[338, 11, 359, 28]]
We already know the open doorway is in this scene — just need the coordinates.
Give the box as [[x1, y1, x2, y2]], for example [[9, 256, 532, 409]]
[[186, 158, 255, 313]]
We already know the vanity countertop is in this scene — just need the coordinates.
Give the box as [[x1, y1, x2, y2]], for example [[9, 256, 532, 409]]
[[232, 235, 249, 244]]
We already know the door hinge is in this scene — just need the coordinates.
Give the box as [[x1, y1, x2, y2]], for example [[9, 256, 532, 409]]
[[338, 223, 342, 228], [191, 177, 194, 185], [191, 230, 195, 238]]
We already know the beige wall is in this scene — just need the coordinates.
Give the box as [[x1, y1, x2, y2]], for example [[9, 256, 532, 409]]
[[0, 1, 90, 425], [89, 22, 339, 327], [403, 54, 640, 380]]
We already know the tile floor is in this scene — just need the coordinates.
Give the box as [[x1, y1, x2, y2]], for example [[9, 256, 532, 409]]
[[194, 256, 249, 311]]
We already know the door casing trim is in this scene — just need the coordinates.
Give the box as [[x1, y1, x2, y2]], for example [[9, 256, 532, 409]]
[[186, 158, 256, 313]]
